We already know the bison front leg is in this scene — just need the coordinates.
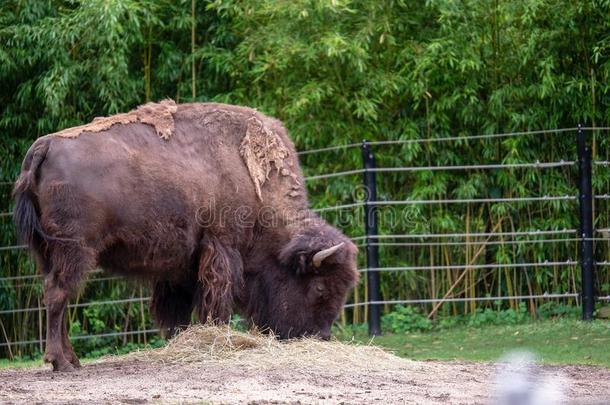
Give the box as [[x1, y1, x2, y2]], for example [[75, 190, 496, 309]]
[[195, 237, 243, 323], [43, 276, 75, 372], [61, 310, 81, 368]]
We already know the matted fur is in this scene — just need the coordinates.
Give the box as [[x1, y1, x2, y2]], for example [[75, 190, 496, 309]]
[[239, 116, 293, 201], [196, 236, 243, 323], [51, 99, 177, 140]]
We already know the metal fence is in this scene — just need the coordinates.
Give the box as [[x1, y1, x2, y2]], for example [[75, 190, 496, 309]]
[[345, 125, 608, 334], [1, 125, 609, 354]]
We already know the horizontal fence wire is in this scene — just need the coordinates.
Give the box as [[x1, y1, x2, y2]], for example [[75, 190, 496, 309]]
[[598, 296, 610, 301], [297, 142, 362, 156], [0, 329, 161, 348], [343, 293, 579, 308], [0, 244, 27, 251], [359, 260, 578, 273], [370, 238, 582, 247], [0, 297, 151, 315], [6, 276, 124, 289], [0, 274, 45, 282], [312, 202, 364, 213], [372, 196, 576, 205], [305, 169, 364, 181], [313, 196, 576, 212], [368, 128, 602, 146], [0, 269, 109, 282], [594, 161, 610, 167], [297, 127, 587, 156], [304, 161, 575, 181], [0, 212, 12, 218], [350, 229, 577, 241], [370, 237, 609, 247], [370, 161, 575, 173]]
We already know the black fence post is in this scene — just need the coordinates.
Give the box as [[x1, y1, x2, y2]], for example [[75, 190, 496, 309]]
[[577, 124, 595, 320], [361, 140, 381, 335]]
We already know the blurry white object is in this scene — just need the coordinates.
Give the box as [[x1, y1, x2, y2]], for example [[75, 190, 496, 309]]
[[495, 351, 565, 405]]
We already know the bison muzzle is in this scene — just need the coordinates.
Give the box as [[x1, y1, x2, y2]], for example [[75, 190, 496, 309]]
[[12, 101, 359, 372]]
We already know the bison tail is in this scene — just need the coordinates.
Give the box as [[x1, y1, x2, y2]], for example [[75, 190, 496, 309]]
[[12, 138, 57, 253]]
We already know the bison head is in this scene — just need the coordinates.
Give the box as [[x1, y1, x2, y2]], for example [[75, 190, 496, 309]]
[[242, 223, 359, 340]]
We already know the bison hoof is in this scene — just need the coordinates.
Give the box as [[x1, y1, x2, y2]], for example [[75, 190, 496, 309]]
[[44, 353, 76, 372], [66, 352, 82, 368], [52, 361, 76, 372], [69, 356, 82, 369]]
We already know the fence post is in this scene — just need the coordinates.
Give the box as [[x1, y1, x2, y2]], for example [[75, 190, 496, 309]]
[[361, 140, 381, 335], [577, 124, 595, 320]]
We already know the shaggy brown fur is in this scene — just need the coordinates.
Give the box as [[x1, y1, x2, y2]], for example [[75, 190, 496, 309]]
[[13, 101, 359, 372]]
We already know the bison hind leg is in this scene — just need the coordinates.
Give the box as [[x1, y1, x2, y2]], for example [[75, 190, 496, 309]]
[[150, 280, 195, 337], [43, 243, 96, 372]]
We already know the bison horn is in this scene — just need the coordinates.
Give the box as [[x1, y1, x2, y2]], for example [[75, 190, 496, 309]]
[[313, 242, 345, 268]]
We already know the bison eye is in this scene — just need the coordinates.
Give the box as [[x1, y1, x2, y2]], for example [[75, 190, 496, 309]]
[[315, 284, 325, 293]]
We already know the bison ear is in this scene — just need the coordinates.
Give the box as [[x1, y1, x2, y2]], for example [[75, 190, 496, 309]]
[[279, 240, 346, 275]]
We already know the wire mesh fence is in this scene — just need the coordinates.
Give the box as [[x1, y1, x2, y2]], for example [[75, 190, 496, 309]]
[[1, 126, 609, 354]]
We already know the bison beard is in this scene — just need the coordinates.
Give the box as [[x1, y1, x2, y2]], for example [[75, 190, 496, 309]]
[[13, 101, 359, 372]]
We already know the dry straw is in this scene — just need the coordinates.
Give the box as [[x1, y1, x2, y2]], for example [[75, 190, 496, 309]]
[[123, 324, 408, 372]]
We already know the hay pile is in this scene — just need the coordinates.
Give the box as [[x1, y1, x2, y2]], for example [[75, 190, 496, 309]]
[[126, 325, 407, 371]]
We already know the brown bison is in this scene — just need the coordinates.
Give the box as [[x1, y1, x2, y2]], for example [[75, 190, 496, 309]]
[[13, 100, 359, 372]]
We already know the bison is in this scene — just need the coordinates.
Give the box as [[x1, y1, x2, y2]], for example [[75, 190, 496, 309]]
[[13, 100, 359, 372]]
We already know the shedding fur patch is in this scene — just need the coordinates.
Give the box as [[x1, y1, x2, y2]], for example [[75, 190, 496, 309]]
[[51, 99, 178, 140], [239, 116, 291, 201]]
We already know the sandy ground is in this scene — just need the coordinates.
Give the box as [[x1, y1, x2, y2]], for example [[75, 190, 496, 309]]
[[1, 356, 609, 404]]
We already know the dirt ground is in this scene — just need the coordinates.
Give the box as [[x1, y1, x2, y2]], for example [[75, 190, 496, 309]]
[[1, 356, 609, 404]]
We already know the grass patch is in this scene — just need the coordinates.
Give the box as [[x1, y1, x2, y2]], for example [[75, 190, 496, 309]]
[[339, 318, 610, 367], [0, 358, 41, 369]]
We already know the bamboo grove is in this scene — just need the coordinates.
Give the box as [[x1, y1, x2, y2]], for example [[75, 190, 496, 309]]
[[1, 1, 610, 356]]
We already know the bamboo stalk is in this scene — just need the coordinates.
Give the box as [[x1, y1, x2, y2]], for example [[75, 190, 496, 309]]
[[38, 297, 43, 354], [0, 319, 13, 360], [427, 219, 504, 319], [191, 0, 196, 100], [122, 290, 136, 345], [352, 281, 359, 324], [139, 286, 147, 345], [144, 26, 152, 102]]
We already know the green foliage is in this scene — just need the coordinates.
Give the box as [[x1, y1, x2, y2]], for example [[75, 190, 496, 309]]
[[377, 302, 578, 335], [81, 336, 165, 359], [382, 305, 433, 333], [464, 303, 529, 327], [537, 301, 581, 319]]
